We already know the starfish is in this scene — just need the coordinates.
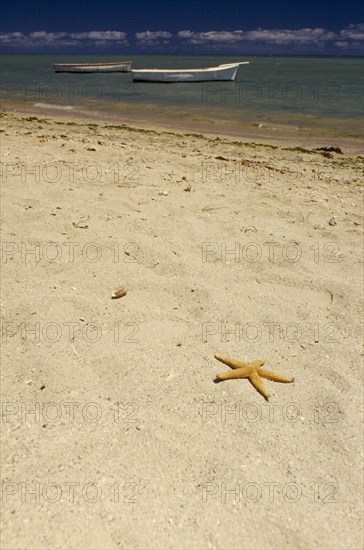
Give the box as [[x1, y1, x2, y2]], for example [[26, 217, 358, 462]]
[[214, 354, 294, 400]]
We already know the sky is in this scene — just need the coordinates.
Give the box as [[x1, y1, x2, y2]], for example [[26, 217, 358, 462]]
[[0, 0, 363, 55]]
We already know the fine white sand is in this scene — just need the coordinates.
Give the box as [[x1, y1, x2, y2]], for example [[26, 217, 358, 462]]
[[1, 111, 363, 549]]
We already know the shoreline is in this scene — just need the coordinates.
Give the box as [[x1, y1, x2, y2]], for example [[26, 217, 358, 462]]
[[2, 101, 363, 155]]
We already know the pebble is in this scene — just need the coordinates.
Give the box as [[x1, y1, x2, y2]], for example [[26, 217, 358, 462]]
[[328, 217, 337, 226]]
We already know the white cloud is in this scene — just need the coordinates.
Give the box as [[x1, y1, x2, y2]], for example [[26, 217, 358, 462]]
[[135, 30, 172, 40], [70, 31, 127, 40], [245, 28, 335, 44], [0, 32, 25, 44], [1, 25, 363, 52], [177, 30, 193, 38], [0, 30, 128, 49], [199, 31, 244, 42], [30, 32, 67, 42], [177, 28, 337, 46], [177, 30, 243, 44], [340, 23, 364, 40]]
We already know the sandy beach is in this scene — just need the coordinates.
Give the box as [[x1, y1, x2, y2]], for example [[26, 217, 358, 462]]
[[1, 109, 363, 549]]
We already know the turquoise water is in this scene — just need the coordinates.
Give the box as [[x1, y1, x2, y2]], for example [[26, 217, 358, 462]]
[[1, 54, 363, 137]]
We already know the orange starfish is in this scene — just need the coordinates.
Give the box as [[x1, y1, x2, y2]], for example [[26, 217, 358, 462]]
[[214, 354, 294, 400]]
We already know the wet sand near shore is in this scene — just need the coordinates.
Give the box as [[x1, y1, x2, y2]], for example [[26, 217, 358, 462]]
[[2, 100, 363, 155]]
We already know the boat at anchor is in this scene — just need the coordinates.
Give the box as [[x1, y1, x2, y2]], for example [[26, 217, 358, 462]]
[[53, 61, 132, 73], [131, 62, 249, 82]]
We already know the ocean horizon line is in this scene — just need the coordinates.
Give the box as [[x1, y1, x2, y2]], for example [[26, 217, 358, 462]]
[[2, 53, 364, 58]]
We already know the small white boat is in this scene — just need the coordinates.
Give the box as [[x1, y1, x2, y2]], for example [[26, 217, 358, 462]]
[[131, 62, 249, 82], [53, 61, 132, 73]]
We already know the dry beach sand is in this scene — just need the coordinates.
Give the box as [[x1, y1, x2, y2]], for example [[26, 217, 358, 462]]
[[1, 110, 363, 549]]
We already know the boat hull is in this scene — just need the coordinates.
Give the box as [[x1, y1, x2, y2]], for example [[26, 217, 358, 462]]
[[131, 63, 248, 82], [53, 62, 132, 73]]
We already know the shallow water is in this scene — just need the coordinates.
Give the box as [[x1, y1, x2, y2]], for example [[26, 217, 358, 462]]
[[1, 54, 363, 137]]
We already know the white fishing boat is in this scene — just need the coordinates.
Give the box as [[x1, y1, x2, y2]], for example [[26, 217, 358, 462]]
[[131, 62, 249, 82], [53, 61, 132, 73]]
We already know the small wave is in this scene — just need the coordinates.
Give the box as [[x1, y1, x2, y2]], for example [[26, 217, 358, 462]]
[[34, 103, 74, 110]]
